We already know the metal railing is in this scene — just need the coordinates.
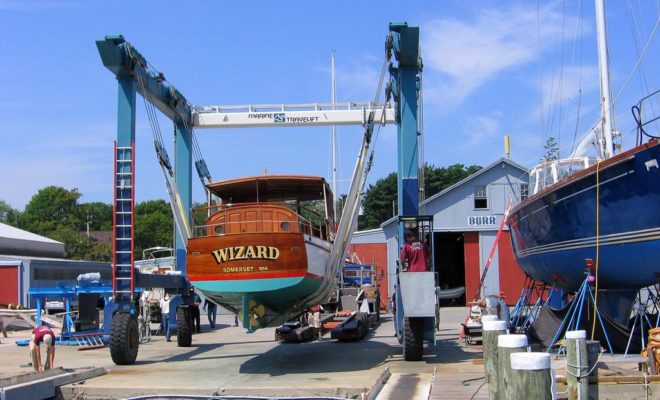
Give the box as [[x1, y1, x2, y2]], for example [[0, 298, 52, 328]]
[[192, 101, 394, 114]]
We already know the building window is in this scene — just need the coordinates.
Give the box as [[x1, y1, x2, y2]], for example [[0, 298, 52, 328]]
[[474, 186, 488, 209], [520, 183, 529, 201]]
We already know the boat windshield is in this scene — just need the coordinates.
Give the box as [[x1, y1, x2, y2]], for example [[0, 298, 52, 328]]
[[529, 157, 601, 195]]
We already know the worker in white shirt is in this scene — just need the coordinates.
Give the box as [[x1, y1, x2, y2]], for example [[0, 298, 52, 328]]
[[160, 293, 172, 342]]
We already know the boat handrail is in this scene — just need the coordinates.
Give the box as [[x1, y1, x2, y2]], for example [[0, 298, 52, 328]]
[[192, 202, 330, 241], [529, 156, 601, 195]]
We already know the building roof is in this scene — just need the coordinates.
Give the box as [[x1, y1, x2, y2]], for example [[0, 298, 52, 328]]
[[207, 175, 331, 203], [380, 157, 529, 229], [0, 222, 65, 258]]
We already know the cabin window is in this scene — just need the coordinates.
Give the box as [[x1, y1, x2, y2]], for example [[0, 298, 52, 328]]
[[520, 184, 529, 201], [474, 186, 488, 209], [214, 225, 224, 235], [280, 221, 290, 232]]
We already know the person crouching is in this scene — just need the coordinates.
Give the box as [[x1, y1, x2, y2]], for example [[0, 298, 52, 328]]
[[30, 322, 55, 371]]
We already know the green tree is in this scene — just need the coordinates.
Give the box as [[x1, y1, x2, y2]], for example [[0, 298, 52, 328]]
[[17, 187, 112, 261], [358, 163, 482, 230], [541, 136, 560, 162], [52, 226, 111, 262], [0, 199, 20, 226], [359, 172, 398, 230], [18, 186, 82, 237], [76, 202, 113, 232], [134, 200, 174, 259]]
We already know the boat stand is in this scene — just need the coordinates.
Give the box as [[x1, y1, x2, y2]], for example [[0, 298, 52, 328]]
[[624, 284, 660, 356], [510, 278, 560, 335], [547, 272, 614, 353]]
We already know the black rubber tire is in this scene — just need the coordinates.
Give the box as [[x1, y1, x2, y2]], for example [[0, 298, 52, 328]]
[[176, 306, 193, 347], [403, 317, 423, 361], [376, 292, 381, 322], [109, 312, 139, 365]]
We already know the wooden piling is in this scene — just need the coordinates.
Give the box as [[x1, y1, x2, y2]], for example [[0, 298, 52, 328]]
[[565, 330, 589, 400], [510, 352, 552, 400], [483, 320, 507, 400], [497, 334, 528, 400]]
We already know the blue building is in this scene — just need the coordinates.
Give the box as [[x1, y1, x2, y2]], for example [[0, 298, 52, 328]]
[[350, 158, 530, 305]]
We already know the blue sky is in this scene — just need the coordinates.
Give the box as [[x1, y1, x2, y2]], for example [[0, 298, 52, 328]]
[[0, 0, 658, 209]]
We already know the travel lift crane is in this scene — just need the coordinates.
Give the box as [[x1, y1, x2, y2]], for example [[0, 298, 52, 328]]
[[97, 22, 434, 365]]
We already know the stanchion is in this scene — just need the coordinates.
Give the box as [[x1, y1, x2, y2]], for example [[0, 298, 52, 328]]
[[483, 320, 507, 400], [565, 330, 589, 400], [510, 352, 552, 400], [497, 334, 528, 400]]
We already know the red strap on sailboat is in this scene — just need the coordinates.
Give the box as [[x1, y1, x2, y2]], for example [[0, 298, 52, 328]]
[[472, 200, 513, 302]]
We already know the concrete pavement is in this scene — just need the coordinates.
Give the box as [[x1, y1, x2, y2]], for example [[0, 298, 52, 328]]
[[0, 308, 483, 399]]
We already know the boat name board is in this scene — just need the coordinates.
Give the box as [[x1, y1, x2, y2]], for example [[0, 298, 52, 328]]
[[211, 245, 281, 264], [467, 216, 497, 226]]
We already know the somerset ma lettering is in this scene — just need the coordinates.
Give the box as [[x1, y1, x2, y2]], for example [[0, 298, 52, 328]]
[[247, 113, 319, 124]]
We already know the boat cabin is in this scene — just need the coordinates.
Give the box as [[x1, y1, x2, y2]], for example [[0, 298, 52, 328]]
[[194, 175, 335, 241]]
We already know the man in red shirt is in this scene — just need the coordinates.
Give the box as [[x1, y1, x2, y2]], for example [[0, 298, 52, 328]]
[[29, 322, 55, 371], [400, 231, 430, 272]]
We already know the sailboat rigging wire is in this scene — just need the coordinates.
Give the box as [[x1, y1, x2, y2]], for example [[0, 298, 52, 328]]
[[569, 0, 585, 156], [536, 0, 546, 145], [610, 14, 660, 111], [548, 0, 568, 155], [625, 0, 657, 111]]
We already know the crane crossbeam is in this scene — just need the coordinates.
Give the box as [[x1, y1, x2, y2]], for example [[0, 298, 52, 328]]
[[193, 102, 395, 128]]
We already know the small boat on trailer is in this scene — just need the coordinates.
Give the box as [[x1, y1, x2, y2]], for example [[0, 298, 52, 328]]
[[187, 174, 343, 331]]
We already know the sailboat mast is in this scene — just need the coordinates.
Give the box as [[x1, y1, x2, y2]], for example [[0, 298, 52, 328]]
[[595, 0, 615, 158], [331, 51, 338, 221]]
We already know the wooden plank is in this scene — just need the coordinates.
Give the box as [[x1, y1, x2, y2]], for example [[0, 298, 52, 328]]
[[430, 373, 488, 400]]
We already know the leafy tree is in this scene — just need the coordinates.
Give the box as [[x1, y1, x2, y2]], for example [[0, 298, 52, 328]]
[[358, 163, 482, 230], [359, 172, 398, 230], [134, 200, 174, 259], [18, 186, 82, 237], [51, 226, 111, 262], [76, 202, 112, 232], [0, 199, 20, 226], [541, 136, 560, 162], [17, 187, 113, 261]]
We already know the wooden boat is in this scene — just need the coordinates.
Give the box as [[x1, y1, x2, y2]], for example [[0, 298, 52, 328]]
[[187, 175, 340, 331]]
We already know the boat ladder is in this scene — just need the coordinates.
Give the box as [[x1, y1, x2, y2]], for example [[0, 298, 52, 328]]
[[73, 332, 106, 351]]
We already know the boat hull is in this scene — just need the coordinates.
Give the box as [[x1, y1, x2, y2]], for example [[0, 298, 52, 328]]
[[187, 232, 332, 329], [509, 141, 660, 293]]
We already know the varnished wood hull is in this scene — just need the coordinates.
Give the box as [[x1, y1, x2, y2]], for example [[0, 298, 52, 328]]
[[187, 232, 332, 329]]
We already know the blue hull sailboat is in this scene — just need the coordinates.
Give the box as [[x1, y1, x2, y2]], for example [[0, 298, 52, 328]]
[[507, 0, 660, 323]]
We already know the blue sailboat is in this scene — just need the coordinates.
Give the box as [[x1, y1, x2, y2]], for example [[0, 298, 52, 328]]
[[507, 0, 660, 323]]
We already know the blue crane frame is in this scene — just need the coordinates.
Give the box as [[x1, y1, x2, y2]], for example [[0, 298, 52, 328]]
[[97, 23, 433, 361]]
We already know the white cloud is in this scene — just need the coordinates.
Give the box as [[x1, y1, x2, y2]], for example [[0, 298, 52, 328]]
[[422, 2, 584, 107], [537, 65, 599, 122], [462, 113, 501, 146]]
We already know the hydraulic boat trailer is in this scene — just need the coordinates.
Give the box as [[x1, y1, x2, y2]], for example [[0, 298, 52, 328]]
[[275, 286, 380, 343], [275, 310, 373, 342]]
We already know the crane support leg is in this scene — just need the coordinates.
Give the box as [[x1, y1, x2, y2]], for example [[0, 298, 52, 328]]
[[114, 77, 136, 310], [174, 121, 192, 274]]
